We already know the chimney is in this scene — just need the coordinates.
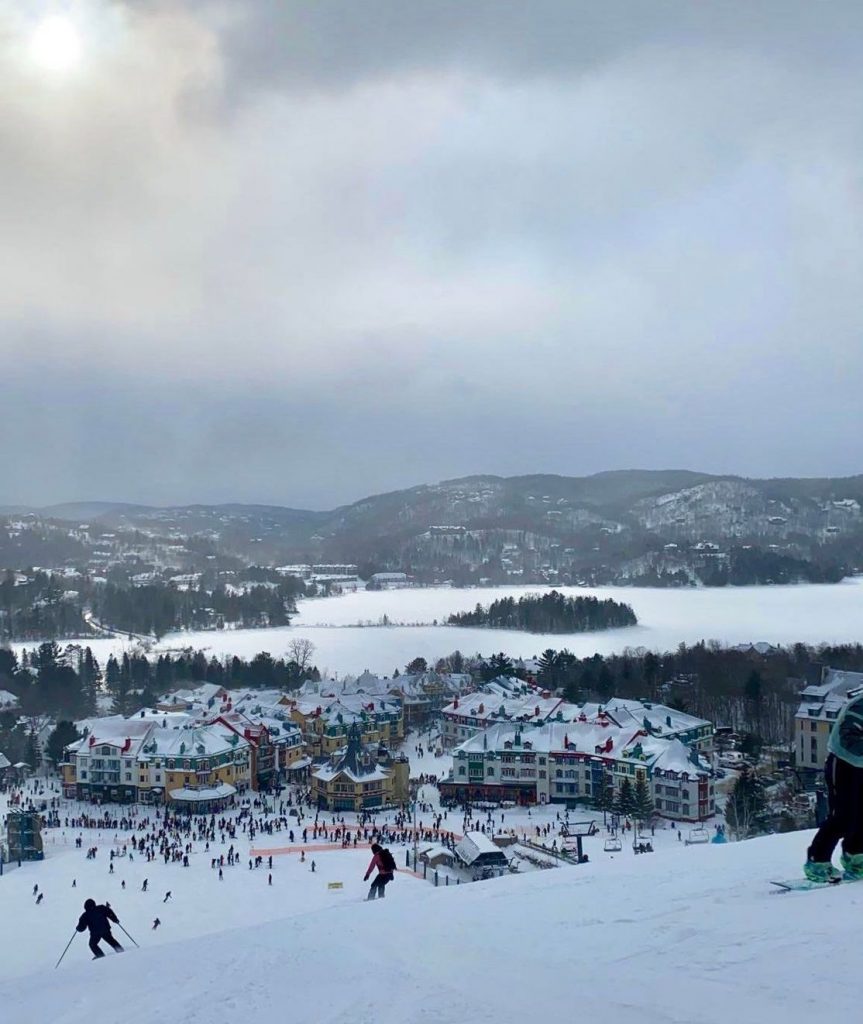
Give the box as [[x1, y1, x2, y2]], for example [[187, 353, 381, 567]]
[[478, 703, 484, 714], [534, 706, 540, 716]]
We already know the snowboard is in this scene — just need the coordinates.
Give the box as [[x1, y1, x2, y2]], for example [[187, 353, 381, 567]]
[[770, 876, 854, 892]]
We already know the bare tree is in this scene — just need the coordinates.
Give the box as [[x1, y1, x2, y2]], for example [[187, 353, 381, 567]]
[[287, 638, 316, 672]]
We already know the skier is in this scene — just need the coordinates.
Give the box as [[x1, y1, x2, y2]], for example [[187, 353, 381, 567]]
[[364, 843, 396, 900], [163, 891, 172, 903], [76, 899, 124, 959], [805, 693, 863, 881], [141, 879, 148, 892], [36, 893, 44, 905], [152, 918, 161, 930]]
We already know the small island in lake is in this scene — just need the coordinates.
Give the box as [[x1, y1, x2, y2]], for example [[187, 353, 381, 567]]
[[447, 590, 638, 634]]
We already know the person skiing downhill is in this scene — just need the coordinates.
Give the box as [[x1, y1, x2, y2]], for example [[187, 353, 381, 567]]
[[76, 899, 124, 958], [364, 843, 396, 900], [805, 693, 863, 882]]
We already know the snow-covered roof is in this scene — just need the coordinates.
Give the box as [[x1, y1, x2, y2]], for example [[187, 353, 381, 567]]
[[454, 831, 508, 867], [796, 668, 863, 720], [170, 783, 236, 802]]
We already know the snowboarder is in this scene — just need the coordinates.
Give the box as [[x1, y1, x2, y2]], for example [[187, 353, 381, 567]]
[[152, 918, 161, 930], [36, 893, 44, 905], [805, 693, 863, 882], [141, 879, 148, 892], [76, 899, 124, 959], [364, 843, 396, 900], [163, 891, 172, 903]]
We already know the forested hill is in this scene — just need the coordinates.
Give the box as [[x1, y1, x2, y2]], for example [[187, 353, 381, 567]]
[[3, 469, 863, 587], [447, 591, 637, 633]]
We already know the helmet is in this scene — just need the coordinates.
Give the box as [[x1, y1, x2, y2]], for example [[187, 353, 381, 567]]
[[84, 898, 96, 910]]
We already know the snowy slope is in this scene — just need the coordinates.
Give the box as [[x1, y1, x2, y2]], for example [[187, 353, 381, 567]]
[[1, 831, 854, 1024]]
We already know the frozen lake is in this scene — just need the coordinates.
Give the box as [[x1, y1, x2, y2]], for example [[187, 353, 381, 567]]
[[14, 579, 863, 677]]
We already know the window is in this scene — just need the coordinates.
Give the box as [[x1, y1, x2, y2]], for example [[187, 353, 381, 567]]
[[458, 766, 466, 776], [682, 805, 690, 816], [102, 746, 111, 756], [125, 773, 132, 781], [810, 721, 817, 732], [539, 770, 546, 779], [487, 767, 495, 776], [539, 757, 546, 766]]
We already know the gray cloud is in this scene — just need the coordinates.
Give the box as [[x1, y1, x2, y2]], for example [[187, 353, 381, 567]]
[[1, 1, 862, 506]]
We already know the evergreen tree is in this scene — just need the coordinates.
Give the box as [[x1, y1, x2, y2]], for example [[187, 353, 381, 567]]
[[615, 778, 637, 819], [46, 721, 81, 767], [593, 775, 615, 819], [633, 776, 654, 824]]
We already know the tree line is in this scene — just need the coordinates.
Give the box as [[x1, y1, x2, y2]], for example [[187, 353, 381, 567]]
[[447, 591, 638, 633], [0, 640, 321, 723], [0, 570, 306, 641]]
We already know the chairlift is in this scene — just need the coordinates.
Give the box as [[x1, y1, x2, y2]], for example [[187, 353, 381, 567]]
[[603, 837, 623, 853], [685, 826, 710, 846]]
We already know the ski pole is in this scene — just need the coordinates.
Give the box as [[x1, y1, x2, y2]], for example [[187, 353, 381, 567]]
[[116, 922, 140, 948], [55, 931, 77, 969]]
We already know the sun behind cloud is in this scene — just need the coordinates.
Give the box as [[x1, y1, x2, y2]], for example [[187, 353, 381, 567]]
[[29, 14, 83, 72]]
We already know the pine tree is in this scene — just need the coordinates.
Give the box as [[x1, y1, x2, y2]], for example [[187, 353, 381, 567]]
[[634, 776, 654, 824], [46, 721, 81, 767], [615, 778, 637, 819]]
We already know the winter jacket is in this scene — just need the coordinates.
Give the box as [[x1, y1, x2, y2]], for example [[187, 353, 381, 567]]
[[364, 851, 391, 881], [828, 695, 863, 768], [77, 904, 119, 937]]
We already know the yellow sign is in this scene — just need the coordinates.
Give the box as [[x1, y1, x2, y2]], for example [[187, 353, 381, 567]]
[[327, 882, 344, 890]]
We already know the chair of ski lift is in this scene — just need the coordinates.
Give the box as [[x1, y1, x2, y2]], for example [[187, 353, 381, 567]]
[[603, 837, 623, 853], [685, 826, 710, 846]]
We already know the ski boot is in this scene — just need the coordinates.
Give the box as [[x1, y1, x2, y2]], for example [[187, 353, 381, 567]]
[[841, 852, 863, 881], [803, 859, 839, 883]]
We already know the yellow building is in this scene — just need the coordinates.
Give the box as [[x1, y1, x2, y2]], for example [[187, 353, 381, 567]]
[[795, 668, 863, 775], [138, 723, 252, 807], [287, 696, 404, 759], [311, 724, 409, 812]]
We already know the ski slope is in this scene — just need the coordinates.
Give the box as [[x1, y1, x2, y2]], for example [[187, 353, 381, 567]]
[[0, 830, 854, 1024]]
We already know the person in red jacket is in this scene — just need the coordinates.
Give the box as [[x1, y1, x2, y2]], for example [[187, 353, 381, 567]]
[[364, 843, 396, 900]]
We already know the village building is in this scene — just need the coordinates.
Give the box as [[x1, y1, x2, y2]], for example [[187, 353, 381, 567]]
[[794, 667, 863, 777], [310, 723, 409, 812], [441, 715, 714, 821], [284, 694, 403, 758]]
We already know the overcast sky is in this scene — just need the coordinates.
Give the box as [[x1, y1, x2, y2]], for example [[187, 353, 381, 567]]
[[2, 1, 862, 509]]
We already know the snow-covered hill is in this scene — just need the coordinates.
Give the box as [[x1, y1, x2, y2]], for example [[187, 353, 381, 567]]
[[0, 831, 853, 1024]]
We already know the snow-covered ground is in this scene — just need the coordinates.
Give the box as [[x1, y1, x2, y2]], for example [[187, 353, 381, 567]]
[[0, 814, 848, 1024], [11, 578, 863, 676]]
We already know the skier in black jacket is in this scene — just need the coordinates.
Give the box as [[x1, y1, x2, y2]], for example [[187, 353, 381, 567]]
[[76, 899, 124, 958]]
